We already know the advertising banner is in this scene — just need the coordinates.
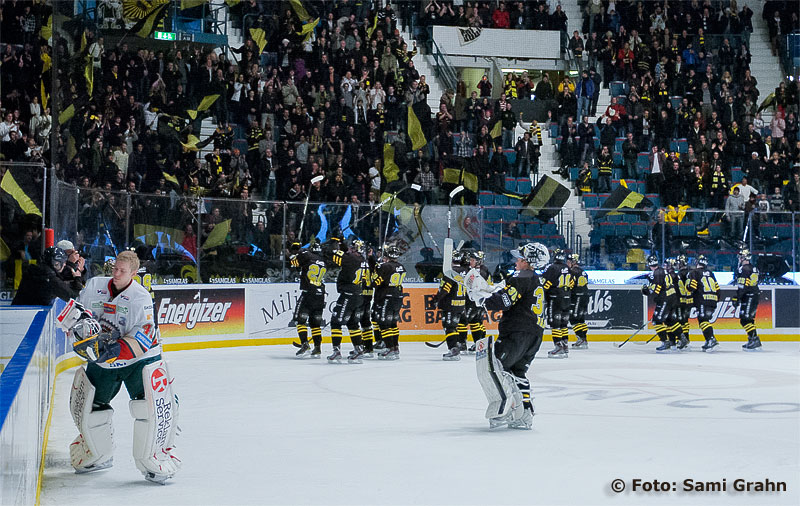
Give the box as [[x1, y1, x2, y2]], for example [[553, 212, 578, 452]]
[[154, 287, 246, 338], [646, 288, 773, 330], [432, 26, 561, 59]]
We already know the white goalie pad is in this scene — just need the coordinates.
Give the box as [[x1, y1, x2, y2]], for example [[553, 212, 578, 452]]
[[57, 298, 94, 331], [475, 337, 524, 422], [130, 360, 180, 483], [69, 367, 114, 472]]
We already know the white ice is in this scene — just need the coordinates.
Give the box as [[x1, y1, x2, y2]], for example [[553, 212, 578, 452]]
[[41, 341, 800, 505]]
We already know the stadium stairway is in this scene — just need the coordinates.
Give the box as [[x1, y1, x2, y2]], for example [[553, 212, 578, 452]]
[[749, 8, 785, 127], [398, 27, 449, 114]]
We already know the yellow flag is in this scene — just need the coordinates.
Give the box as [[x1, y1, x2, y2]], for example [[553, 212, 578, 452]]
[[181, 134, 201, 151], [58, 104, 75, 125], [180, 0, 206, 9], [131, 3, 169, 38], [162, 171, 179, 186], [407, 105, 426, 151], [84, 55, 93, 96], [40, 15, 52, 41], [203, 219, 231, 249], [40, 80, 47, 110], [289, 0, 311, 21], [620, 179, 628, 189], [80, 30, 87, 52], [383, 144, 399, 183], [0, 236, 10, 262], [41, 52, 51, 73], [297, 18, 319, 42], [490, 119, 502, 139], [249, 27, 267, 53]]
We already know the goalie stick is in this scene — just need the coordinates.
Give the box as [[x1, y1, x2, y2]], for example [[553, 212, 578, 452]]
[[297, 175, 325, 242]]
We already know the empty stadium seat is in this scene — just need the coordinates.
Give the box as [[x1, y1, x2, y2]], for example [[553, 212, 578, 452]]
[[478, 192, 494, 206], [582, 194, 598, 209], [504, 177, 517, 191], [516, 178, 532, 194], [631, 222, 648, 237]]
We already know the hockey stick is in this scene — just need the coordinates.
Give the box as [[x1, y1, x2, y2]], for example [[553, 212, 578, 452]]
[[297, 175, 325, 242], [353, 183, 418, 225], [380, 184, 420, 256], [447, 185, 465, 239], [415, 205, 442, 255], [616, 321, 651, 348], [424, 339, 447, 348]]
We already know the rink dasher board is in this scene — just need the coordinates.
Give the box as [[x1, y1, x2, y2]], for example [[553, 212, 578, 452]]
[[145, 283, 800, 351]]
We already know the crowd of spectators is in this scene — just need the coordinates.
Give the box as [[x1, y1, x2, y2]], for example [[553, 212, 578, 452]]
[[552, 0, 800, 235]]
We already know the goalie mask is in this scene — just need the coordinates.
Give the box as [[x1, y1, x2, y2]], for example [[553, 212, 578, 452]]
[[511, 242, 549, 269], [383, 242, 403, 259]]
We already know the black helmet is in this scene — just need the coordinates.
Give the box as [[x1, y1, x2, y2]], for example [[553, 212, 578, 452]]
[[568, 253, 580, 264], [738, 248, 751, 263], [647, 253, 659, 268], [350, 238, 366, 255], [309, 241, 322, 254], [676, 254, 687, 267], [43, 247, 67, 272], [553, 249, 566, 263], [469, 249, 485, 265], [695, 255, 708, 268]]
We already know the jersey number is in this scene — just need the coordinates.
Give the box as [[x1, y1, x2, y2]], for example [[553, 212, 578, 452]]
[[389, 272, 406, 287], [307, 264, 327, 286], [530, 286, 545, 315]]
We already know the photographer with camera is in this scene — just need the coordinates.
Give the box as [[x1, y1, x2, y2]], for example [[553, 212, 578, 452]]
[[56, 240, 87, 287], [12, 246, 83, 306]]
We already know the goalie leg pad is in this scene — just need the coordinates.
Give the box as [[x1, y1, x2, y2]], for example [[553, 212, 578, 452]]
[[475, 337, 524, 422], [131, 360, 181, 484], [69, 367, 114, 472]]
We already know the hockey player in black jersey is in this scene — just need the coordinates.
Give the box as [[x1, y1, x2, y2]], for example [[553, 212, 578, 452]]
[[465, 242, 549, 430], [360, 247, 380, 358], [325, 238, 370, 363], [290, 241, 327, 358], [462, 250, 490, 354], [543, 249, 574, 358], [674, 255, 693, 350], [642, 254, 680, 353], [686, 255, 720, 351], [734, 248, 761, 350], [437, 249, 468, 361], [567, 254, 589, 349], [372, 243, 407, 360]]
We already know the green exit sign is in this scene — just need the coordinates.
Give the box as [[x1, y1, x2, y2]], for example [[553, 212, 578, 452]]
[[154, 31, 176, 41]]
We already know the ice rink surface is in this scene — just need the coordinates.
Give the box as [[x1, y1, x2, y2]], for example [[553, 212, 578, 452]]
[[42, 341, 800, 506]]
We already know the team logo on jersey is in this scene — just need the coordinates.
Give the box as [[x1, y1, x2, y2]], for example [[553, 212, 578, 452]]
[[96, 289, 107, 295], [103, 303, 116, 314], [150, 367, 169, 393], [117, 306, 128, 314], [118, 317, 126, 327], [120, 295, 130, 301]]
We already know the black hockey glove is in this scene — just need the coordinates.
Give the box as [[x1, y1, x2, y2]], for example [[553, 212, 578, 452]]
[[641, 285, 650, 296]]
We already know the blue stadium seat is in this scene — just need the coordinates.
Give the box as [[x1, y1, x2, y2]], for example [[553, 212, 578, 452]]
[[679, 223, 695, 237], [593, 137, 601, 150], [731, 167, 743, 183], [542, 223, 558, 235], [610, 81, 625, 96], [516, 178, 532, 194], [759, 223, 777, 238], [708, 223, 723, 238], [676, 138, 688, 154], [504, 177, 517, 191], [527, 223, 541, 235], [607, 213, 622, 222], [645, 194, 660, 208], [582, 194, 598, 209], [495, 194, 508, 206], [670, 96, 682, 110], [776, 224, 792, 238], [615, 137, 625, 153], [616, 223, 631, 237], [478, 192, 494, 206], [549, 124, 559, 138], [485, 209, 501, 221], [505, 150, 516, 165], [569, 167, 580, 180], [596, 222, 614, 237], [638, 152, 650, 169]]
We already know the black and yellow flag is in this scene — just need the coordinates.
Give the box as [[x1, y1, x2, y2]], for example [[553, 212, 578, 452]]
[[84, 54, 93, 96], [249, 27, 267, 53], [366, 13, 379, 38], [162, 171, 180, 187], [1, 167, 43, 217], [123, 0, 168, 20], [297, 17, 320, 42], [407, 105, 427, 151], [595, 184, 654, 220], [187, 93, 219, 120], [180, 0, 207, 9], [203, 219, 231, 250], [490, 119, 502, 140], [514, 175, 571, 222], [442, 157, 478, 194], [130, 2, 170, 38]]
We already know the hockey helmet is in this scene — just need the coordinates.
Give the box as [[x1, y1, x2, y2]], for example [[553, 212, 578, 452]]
[[43, 247, 67, 272], [468, 249, 485, 266], [695, 255, 708, 268], [646, 253, 659, 268], [309, 241, 322, 254], [676, 254, 687, 267], [349, 238, 366, 255], [553, 248, 566, 263], [738, 248, 751, 263], [383, 242, 403, 259], [452, 248, 465, 264], [568, 253, 580, 264], [511, 242, 550, 269]]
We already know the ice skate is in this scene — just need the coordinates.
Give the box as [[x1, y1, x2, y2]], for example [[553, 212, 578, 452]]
[[677, 335, 690, 351], [742, 336, 762, 351], [488, 413, 511, 429], [547, 340, 568, 359], [458, 341, 468, 353], [74, 458, 113, 474], [327, 346, 342, 363], [442, 347, 461, 361], [507, 406, 534, 430], [378, 347, 399, 361], [701, 337, 719, 352], [468, 343, 476, 353], [347, 346, 364, 364], [310, 346, 322, 359], [655, 339, 673, 353], [144, 471, 171, 485], [377, 346, 394, 360], [374, 340, 387, 353], [295, 342, 311, 358], [571, 338, 588, 349]]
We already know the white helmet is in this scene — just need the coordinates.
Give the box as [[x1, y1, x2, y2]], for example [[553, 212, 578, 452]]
[[511, 242, 550, 269]]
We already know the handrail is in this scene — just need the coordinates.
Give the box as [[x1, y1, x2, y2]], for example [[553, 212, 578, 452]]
[[427, 27, 458, 93]]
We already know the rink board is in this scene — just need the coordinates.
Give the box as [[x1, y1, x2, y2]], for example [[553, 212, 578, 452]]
[[150, 284, 800, 351]]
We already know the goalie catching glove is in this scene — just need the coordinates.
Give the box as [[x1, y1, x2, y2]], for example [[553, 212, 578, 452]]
[[72, 318, 121, 364], [464, 268, 500, 304]]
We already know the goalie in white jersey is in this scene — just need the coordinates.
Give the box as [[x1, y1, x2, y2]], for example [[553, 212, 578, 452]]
[[56, 250, 180, 484]]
